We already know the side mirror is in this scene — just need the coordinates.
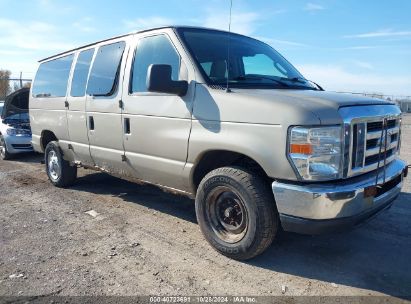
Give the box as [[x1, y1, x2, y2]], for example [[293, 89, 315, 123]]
[[147, 64, 188, 97]]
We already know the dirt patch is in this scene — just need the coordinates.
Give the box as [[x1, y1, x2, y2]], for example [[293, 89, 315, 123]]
[[10, 173, 46, 186]]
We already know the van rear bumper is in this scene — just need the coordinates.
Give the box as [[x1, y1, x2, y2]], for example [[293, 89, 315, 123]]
[[272, 159, 407, 234]]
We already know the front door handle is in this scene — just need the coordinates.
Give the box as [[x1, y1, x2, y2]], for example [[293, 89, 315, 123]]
[[89, 116, 94, 130], [64, 101, 69, 108]]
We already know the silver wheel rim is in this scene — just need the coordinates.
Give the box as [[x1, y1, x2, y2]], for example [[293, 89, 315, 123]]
[[47, 150, 61, 181]]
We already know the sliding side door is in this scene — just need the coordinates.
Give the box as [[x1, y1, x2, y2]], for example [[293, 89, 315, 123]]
[[65, 48, 95, 166], [85, 38, 130, 174]]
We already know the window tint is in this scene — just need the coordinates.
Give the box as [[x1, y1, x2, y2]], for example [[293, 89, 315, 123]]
[[32, 54, 74, 97], [177, 28, 316, 90], [243, 54, 287, 77], [200, 62, 212, 75], [87, 42, 125, 96], [70, 49, 94, 97], [131, 35, 180, 93]]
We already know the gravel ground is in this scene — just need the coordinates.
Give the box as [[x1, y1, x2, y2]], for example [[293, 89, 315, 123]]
[[0, 114, 410, 301]]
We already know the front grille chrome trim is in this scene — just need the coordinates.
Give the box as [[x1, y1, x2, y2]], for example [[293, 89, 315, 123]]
[[366, 127, 400, 139], [339, 105, 402, 179], [365, 141, 398, 157]]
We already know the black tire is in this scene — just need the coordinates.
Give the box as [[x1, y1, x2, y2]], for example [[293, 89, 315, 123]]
[[0, 135, 12, 160], [45, 141, 77, 187], [195, 166, 279, 260]]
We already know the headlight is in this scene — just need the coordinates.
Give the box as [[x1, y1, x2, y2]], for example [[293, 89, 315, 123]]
[[288, 126, 343, 181], [6, 128, 31, 136]]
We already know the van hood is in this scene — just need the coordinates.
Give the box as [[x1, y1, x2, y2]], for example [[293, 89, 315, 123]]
[[196, 85, 396, 126], [1, 88, 30, 119], [238, 89, 393, 108], [230, 89, 394, 125]]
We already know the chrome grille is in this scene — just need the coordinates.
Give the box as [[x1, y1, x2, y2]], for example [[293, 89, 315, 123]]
[[350, 118, 400, 176], [339, 105, 402, 178]]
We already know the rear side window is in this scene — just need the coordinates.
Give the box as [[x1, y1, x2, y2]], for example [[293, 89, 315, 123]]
[[131, 35, 180, 93], [87, 42, 126, 96], [32, 54, 74, 97], [70, 49, 95, 97]]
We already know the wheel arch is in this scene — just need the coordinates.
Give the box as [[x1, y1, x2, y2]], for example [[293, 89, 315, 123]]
[[40, 130, 58, 152], [190, 149, 272, 193]]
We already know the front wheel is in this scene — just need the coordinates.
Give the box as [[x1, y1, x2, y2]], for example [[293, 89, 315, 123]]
[[45, 141, 77, 187], [0, 135, 12, 160], [195, 166, 279, 260]]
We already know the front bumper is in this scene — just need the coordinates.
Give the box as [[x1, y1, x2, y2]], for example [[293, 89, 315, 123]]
[[273, 159, 407, 234], [4, 134, 33, 154]]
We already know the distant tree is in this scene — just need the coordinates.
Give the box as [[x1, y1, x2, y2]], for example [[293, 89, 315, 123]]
[[0, 69, 11, 100], [11, 80, 31, 92]]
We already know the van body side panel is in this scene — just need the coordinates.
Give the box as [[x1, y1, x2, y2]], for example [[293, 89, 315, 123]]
[[122, 114, 192, 189], [184, 84, 321, 189], [29, 54, 74, 152], [120, 30, 195, 190], [64, 49, 95, 166], [29, 99, 70, 152], [64, 111, 93, 165], [185, 120, 285, 188]]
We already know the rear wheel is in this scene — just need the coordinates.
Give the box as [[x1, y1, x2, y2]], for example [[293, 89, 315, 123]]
[[195, 166, 279, 260], [45, 141, 77, 187], [0, 135, 12, 160]]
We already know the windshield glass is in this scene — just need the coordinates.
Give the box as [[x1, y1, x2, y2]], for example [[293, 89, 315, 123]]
[[0, 103, 3, 116], [177, 28, 316, 90]]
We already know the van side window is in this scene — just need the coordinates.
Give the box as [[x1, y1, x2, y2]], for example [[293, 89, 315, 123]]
[[87, 41, 126, 96], [32, 54, 74, 97], [131, 35, 180, 93], [70, 49, 95, 97]]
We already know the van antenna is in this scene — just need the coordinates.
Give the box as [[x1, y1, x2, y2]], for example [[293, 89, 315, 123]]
[[226, 0, 233, 93]]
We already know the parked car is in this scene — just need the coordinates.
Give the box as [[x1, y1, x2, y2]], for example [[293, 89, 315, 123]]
[[0, 88, 32, 160], [29, 26, 407, 260]]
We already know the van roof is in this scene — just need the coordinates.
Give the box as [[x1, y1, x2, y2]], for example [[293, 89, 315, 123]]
[[39, 26, 232, 63]]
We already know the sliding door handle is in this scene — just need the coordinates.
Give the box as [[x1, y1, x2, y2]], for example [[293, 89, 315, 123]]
[[88, 116, 94, 130], [124, 118, 130, 134]]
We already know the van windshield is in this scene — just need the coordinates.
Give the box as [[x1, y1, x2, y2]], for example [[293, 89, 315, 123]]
[[177, 28, 317, 90]]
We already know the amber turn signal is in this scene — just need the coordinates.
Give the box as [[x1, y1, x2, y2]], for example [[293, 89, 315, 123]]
[[290, 143, 313, 154]]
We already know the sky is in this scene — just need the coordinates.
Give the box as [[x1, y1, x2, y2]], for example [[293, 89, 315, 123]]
[[0, 0, 410, 96]]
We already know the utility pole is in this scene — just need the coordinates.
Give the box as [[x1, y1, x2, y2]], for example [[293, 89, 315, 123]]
[[19, 71, 23, 89]]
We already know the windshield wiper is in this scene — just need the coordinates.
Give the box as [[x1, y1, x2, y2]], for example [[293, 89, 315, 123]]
[[231, 75, 290, 87], [280, 77, 324, 91], [307, 80, 324, 91], [280, 77, 305, 83]]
